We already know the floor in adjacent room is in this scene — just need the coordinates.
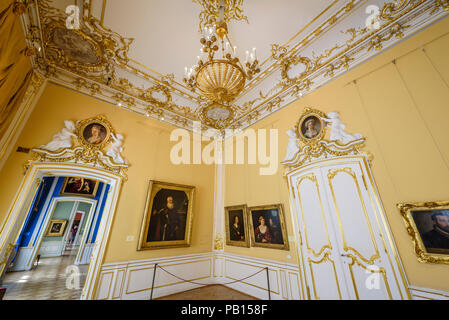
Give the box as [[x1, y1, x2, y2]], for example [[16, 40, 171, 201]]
[[1, 254, 88, 300], [156, 285, 258, 300]]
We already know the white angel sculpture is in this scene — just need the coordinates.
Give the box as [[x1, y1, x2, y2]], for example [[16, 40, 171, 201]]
[[283, 129, 300, 162], [106, 132, 127, 164], [39, 120, 76, 151], [323, 112, 363, 145]]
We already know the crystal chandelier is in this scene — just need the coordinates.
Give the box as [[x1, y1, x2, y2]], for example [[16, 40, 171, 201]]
[[183, 1, 260, 105]]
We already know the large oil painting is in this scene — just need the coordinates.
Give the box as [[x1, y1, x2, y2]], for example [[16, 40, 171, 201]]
[[138, 181, 195, 250]]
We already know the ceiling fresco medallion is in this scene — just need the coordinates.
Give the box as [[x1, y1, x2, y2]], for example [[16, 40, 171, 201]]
[[200, 103, 235, 130], [47, 24, 103, 67]]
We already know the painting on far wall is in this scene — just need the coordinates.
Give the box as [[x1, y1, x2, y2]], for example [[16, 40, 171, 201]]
[[61, 177, 99, 197], [398, 200, 449, 264], [138, 181, 195, 250], [248, 204, 289, 250], [47, 219, 68, 237], [225, 205, 250, 247]]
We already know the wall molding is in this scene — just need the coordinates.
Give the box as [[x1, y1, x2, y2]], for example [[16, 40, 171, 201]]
[[0, 73, 46, 171], [409, 286, 449, 300], [96, 252, 301, 300]]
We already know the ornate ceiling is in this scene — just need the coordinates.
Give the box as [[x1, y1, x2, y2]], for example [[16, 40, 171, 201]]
[[20, 0, 449, 132]]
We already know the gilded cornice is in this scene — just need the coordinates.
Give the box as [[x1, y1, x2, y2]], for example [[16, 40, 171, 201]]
[[18, 0, 449, 132]]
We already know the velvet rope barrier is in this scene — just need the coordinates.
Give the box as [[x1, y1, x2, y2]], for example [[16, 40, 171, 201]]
[[150, 263, 271, 300]]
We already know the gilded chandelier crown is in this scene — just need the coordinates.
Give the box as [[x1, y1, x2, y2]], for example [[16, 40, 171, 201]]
[[183, 3, 260, 104]]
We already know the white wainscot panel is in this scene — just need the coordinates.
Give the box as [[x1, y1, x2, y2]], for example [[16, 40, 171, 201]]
[[217, 253, 301, 300], [9, 247, 33, 271], [38, 241, 64, 258], [96, 253, 214, 300], [409, 286, 449, 300]]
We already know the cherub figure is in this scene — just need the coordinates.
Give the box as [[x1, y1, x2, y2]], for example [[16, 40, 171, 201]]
[[106, 132, 127, 164], [283, 129, 300, 162], [39, 120, 76, 151], [323, 112, 363, 144]]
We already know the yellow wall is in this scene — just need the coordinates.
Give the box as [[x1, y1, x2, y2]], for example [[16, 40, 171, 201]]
[[0, 83, 215, 263], [225, 17, 449, 291], [1, 14, 448, 294]]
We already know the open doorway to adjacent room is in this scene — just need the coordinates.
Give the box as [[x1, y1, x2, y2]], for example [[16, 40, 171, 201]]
[[0, 175, 110, 300]]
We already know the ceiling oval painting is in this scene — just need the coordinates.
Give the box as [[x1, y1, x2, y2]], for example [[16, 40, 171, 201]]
[[50, 27, 103, 66]]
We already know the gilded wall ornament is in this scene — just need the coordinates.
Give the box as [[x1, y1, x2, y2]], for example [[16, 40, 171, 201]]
[[282, 108, 367, 170], [17, 0, 449, 133]]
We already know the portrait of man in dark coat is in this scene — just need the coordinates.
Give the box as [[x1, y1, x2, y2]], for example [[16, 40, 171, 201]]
[[421, 212, 449, 252], [147, 189, 188, 242]]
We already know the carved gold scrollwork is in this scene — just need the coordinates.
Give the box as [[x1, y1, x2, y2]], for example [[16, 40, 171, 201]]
[[193, 0, 249, 32], [281, 56, 314, 85]]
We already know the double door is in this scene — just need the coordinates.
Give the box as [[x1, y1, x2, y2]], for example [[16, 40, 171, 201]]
[[290, 157, 408, 300]]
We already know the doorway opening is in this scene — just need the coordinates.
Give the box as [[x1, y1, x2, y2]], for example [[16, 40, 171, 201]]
[[0, 163, 122, 300]]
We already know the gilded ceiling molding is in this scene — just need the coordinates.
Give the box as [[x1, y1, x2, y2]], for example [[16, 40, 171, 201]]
[[230, 0, 449, 131], [16, 0, 449, 133], [26, 0, 200, 128]]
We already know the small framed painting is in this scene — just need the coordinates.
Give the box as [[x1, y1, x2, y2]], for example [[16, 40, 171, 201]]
[[61, 177, 99, 197], [80, 119, 110, 148], [225, 205, 250, 248], [248, 204, 289, 250], [398, 200, 449, 264], [47, 219, 68, 237]]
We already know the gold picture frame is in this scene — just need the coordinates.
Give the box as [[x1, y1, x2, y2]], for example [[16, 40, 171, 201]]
[[248, 204, 289, 250], [297, 108, 327, 143], [137, 180, 195, 250], [76, 115, 113, 150], [398, 200, 449, 265], [47, 219, 68, 237], [60, 177, 99, 198], [225, 205, 250, 248]]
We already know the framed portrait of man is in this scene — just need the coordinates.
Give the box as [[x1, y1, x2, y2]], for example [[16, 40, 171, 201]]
[[61, 177, 99, 197], [47, 219, 68, 237], [398, 200, 449, 264], [248, 204, 289, 250], [225, 205, 250, 248], [138, 181, 195, 250]]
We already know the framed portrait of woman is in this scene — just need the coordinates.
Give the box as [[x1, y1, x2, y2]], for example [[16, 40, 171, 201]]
[[296, 108, 327, 144], [225, 205, 250, 247], [76, 115, 113, 150], [248, 204, 289, 250]]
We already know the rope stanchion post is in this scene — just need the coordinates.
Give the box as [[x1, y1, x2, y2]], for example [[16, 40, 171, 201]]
[[266, 267, 271, 300], [150, 263, 158, 300]]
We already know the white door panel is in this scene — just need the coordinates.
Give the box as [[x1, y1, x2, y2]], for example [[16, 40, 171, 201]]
[[290, 157, 408, 300], [292, 168, 349, 300]]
